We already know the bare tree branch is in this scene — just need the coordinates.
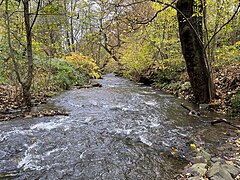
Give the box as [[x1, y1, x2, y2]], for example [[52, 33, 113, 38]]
[[204, 2, 240, 50], [134, 0, 177, 24], [5, 0, 22, 84], [112, 0, 146, 8], [181, 103, 240, 129], [30, 0, 41, 32], [151, 0, 204, 48]]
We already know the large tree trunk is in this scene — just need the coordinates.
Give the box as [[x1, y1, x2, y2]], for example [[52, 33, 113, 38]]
[[23, 0, 34, 109], [176, 0, 212, 103]]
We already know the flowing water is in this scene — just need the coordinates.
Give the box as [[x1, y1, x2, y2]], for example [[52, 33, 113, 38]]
[[0, 74, 238, 179]]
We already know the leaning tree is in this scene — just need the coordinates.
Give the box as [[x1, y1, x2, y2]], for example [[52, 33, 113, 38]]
[[176, 0, 214, 103]]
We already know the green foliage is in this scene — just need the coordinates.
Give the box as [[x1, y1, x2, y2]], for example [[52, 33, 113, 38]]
[[0, 0, 238, 112], [0, 60, 7, 84], [103, 59, 119, 74], [64, 52, 102, 79], [181, 81, 192, 91], [117, 3, 183, 83], [153, 59, 185, 84], [51, 60, 89, 90], [119, 34, 155, 79], [167, 82, 181, 91], [215, 41, 240, 66], [32, 53, 102, 94], [0, 71, 6, 84], [42, 3, 63, 14], [32, 56, 90, 94], [229, 93, 240, 117]]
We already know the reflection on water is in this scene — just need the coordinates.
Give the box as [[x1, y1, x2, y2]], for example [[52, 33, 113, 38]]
[[0, 73, 238, 179]]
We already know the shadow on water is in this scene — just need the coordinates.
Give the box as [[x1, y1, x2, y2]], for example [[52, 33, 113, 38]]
[[0, 73, 239, 179]]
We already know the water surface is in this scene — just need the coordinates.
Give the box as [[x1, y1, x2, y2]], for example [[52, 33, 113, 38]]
[[0, 74, 238, 179]]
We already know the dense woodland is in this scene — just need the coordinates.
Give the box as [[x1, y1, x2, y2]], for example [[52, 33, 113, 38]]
[[0, 0, 239, 117]]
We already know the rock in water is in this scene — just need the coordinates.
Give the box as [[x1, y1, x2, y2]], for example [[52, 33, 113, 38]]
[[207, 162, 234, 180], [188, 163, 208, 176]]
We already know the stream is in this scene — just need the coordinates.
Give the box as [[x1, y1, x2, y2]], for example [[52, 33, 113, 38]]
[[0, 73, 239, 179]]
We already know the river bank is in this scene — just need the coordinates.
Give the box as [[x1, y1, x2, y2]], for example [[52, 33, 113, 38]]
[[150, 63, 240, 179], [117, 63, 240, 179], [145, 63, 240, 117], [0, 82, 102, 121], [1, 62, 239, 120]]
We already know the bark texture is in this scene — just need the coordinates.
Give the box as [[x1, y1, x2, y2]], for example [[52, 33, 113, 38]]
[[23, 0, 34, 109], [176, 0, 211, 103]]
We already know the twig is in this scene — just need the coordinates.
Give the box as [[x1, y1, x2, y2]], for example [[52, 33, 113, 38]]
[[211, 119, 240, 130], [181, 103, 200, 116], [204, 2, 240, 50], [181, 103, 240, 130]]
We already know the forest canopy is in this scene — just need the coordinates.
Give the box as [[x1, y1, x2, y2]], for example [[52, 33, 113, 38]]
[[0, 0, 239, 115]]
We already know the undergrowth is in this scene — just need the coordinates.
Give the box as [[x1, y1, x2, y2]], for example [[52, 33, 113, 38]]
[[32, 53, 101, 95], [229, 93, 240, 117]]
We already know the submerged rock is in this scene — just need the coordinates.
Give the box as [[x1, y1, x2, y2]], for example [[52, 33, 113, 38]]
[[179, 148, 240, 180], [207, 162, 233, 180], [0, 150, 7, 159], [196, 149, 211, 161], [191, 156, 207, 164], [210, 175, 227, 180], [0, 160, 18, 174], [188, 163, 208, 176], [221, 164, 240, 178]]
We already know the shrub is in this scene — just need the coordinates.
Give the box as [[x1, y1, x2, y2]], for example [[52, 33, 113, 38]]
[[153, 58, 185, 84], [229, 93, 240, 117], [64, 52, 102, 79], [32, 57, 90, 92], [215, 41, 240, 66], [50, 60, 89, 90], [0, 68, 6, 84]]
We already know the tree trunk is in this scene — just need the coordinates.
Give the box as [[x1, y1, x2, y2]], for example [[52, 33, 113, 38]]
[[5, 0, 22, 85], [70, 16, 75, 51], [23, 0, 34, 109], [176, 0, 212, 103], [211, 0, 221, 62]]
